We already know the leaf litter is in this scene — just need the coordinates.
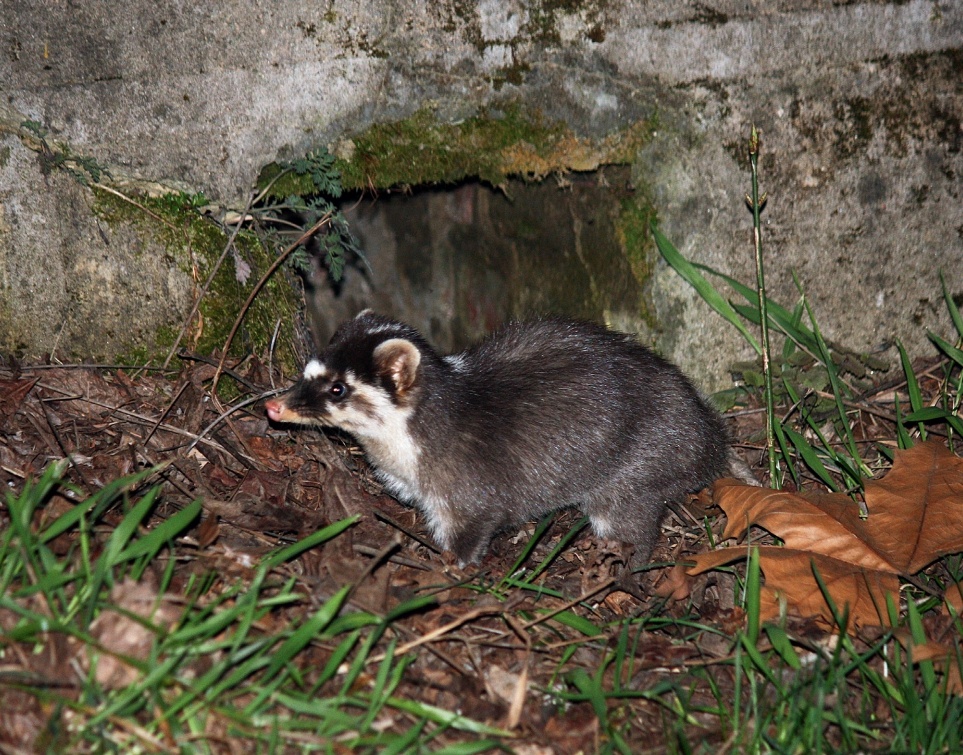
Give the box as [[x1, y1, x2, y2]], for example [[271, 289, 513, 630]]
[[0, 352, 962, 751]]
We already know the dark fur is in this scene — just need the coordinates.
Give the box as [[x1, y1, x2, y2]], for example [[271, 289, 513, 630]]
[[269, 312, 731, 565]]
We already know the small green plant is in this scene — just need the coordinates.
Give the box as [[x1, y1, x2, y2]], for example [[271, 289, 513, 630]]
[[254, 146, 360, 283], [20, 119, 111, 186]]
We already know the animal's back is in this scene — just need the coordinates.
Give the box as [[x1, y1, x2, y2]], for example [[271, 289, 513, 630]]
[[405, 318, 730, 562]]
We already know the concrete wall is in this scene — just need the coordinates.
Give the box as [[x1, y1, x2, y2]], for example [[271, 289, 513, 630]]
[[1, 0, 961, 383]]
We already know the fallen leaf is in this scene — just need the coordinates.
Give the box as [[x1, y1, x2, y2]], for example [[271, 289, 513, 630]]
[[689, 546, 899, 626], [0, 378, 38, 423], [88, 579, 183, 689], [697, 441, 963, 626], [713, 441, 963, 577], [713, 481, 893, 572], [862, 441, 963, 573], [653, 562, 692, 601]]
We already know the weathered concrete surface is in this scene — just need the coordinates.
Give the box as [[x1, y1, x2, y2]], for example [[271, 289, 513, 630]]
[[1, 0, 961, 383]]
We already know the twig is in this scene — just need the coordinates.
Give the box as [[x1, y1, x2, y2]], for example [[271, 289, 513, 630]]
[[521, 577, 616, 631], [176, 351, 259, 392], [91, 183, 179, 231], [368, 603, 505, 664], [16, 363, 177, 372], [144, 381, 190, 447], [747, 125, 778, 488], [183, 391, 281, 457], [34, 380, 253, 461], [210, 212, 333, 397], [163, 191, 257, 369]]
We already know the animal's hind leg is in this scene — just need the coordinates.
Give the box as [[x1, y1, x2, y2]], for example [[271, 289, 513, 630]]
[[584, 486, 672, 566]]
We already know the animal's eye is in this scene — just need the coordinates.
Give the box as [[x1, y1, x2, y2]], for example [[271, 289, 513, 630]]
[[329, 381, 349, 400]]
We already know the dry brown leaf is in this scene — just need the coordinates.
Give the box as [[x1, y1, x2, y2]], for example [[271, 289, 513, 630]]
[[713, 481, 896, 573], [861, 440, 963, 573], [689, 441, 963, 625], [0, 378, 38, 423], [653, 562, 692, 601], [898, 639, 963, 696], [714, 441, 963, 577], [688, 546, 899, 626], [701, 442, 963, 625], [88, 579, 183, 689]]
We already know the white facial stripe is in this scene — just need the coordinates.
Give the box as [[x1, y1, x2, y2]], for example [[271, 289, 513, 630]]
[[302, 359, 328, 380], [332, 381, 420, 490]]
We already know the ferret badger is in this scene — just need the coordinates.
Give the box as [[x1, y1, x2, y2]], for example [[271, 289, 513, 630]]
[[265, 311, 731, 566]]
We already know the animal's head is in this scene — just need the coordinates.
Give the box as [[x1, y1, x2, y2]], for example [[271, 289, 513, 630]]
[[265, 311, 428, 436]]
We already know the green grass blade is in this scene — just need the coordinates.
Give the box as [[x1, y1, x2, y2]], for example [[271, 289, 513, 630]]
[[928, 331, 963, 368], [361, 640, 406, 732], [116, 499, 202, 566], [263, 584, 351, 682], [260, 516, 359, 570], [897, 340, 926, 440], [385, 593, 437, 622], [771, 419, 797, 488], [569, 667, 609, 723], [651, 224, 761, 353], [383, 695, 513, 736], [100, 486, 163, 569], [695, 263, 819, 353], [43, 466, 164, 547], [314, 629, 363, 689], [540, 609, 604, 637], [381, 719, 427, 755], [739, 633, 777, 687], [498, 514, 556, 588], [523, 516, 589, 584], [433, 741, 504, 755], [782, 425, 839, 492], [745, 546, 761, 643], [763, 625, 801, 670], [893, 395, 914, 450], [801, 285, 866, 482], [940, 270, 963, 339], [902, 407, 963, 436]]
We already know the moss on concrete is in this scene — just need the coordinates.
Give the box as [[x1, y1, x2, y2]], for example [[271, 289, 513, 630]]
[[332, 105, 650, 189], [91, 189, 302, 373], [616, 197, 659, 328]]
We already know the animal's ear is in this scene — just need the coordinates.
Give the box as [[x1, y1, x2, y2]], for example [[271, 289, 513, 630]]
[[373, 338, 421, 395]]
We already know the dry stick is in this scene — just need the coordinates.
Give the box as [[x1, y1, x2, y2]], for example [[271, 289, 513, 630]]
[[159, 161, 299, 372], [210, 212, 334, 399], [34, 381, 251, 461], [520, 577, 616, 632], [163, 191, 257, 369], [500, 612, 532, 731], [182, 392, 277, 459], [748, 125, 778, 488], [367, 602, 505, 664], [92, 183, 179, 231], [343, 537, 402, 606], [17, 363, 176, 372], [143, 380, 190, 447], [175, 351, 259, 392]]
